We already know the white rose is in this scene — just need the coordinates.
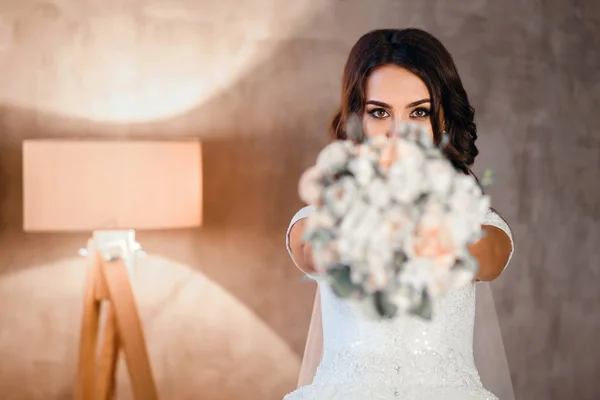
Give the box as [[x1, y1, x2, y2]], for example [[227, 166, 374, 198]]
[[338, 202, 381, 263], [316, 140, 354, 175], [394, 122, 434, 148], [323, 176, 359, 218], [313, 241, 340, 271], [388, 162, 425, 204], [381, 205, 415, 247], [385, 139, 428, 203], [365, 261, 390, 291], [306, 207, 336, 231], [366, 178, 391, 209], [397, 258, 434, 291], [426, 158, 455, 196], [356, 142, 376, 159], [348, 157, 375, 187], [353, 206, 382, 240], [388, 286, 414, 314], [337, 235, 359, 266], [338, 200, 369, 235], [367, 229, 393, 268], [405, 199, 460, 265], [394, 140, 425, 168], [366, 135, 391, 152], [298, 166, 324, 205], [447, 175, 490, 243]]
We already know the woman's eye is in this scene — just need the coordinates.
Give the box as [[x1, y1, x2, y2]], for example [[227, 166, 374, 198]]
[[410, 108, 430, 119], [368, 108, 390, 119]]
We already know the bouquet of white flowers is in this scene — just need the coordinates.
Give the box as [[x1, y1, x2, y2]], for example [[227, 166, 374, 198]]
[[298, 122, 490, 320]]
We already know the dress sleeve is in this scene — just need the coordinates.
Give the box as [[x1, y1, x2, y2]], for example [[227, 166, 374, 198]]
[[483, 209, 514, 271], [285, 205, 314, 269]]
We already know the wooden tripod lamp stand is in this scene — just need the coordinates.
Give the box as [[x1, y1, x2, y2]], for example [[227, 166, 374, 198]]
[[75, 230, 157, 400], [22, 139, 203, 400]]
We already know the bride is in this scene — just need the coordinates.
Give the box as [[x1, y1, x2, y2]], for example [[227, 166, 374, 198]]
[[284, 29, 514, 399]]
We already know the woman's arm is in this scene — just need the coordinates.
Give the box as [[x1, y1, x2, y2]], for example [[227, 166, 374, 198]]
[[288, 217, 318, 275], [296, 289, 323, 388], [469, 211, 514, 281]]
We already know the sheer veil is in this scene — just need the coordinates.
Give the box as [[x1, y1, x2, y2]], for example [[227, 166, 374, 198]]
[[474, 282, 515, 399]]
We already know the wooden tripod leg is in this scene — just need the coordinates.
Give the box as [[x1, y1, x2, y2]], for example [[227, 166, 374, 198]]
[[102, 257, 158, 400], [74, 242, 101, 400], [96, 303, 120, 400]]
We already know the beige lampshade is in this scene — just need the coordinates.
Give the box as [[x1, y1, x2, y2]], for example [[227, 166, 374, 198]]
[[22, 139, 202, 232]]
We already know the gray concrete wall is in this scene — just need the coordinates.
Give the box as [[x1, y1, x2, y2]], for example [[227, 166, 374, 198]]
[[0, 0, 598, 398]]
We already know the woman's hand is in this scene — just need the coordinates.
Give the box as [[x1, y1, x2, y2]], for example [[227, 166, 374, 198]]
[[468, 225, 512, 281], [302, 241, 317, 272], [289, 218, 318, 275]]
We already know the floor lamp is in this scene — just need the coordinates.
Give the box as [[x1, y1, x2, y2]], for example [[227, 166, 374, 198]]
[[22, 139, 203, 400]]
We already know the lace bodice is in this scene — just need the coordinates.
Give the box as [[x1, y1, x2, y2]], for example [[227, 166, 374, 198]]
[[284, 207, 512, 399], [300, 283, 492, 399]]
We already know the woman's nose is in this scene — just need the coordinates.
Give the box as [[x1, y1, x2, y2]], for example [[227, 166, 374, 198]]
[[387, 116, 404, 138], [385, 116, 397, 138]]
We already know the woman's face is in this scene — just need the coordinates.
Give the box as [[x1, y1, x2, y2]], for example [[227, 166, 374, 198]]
[[362, 65, 435, 139]]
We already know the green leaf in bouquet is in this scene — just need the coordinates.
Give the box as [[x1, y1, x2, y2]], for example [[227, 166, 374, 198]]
[[481, 168, 494, 187], [303, 229, 335, 252], [373, 290, 399, 319], [327, 264, 362, 299], [391, 251, 408, 273], [408, 289, 433, 321], [414, 193, 430, 208]]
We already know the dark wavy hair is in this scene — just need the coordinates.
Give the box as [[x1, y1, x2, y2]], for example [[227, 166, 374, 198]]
[[331, 28, 478, 174]]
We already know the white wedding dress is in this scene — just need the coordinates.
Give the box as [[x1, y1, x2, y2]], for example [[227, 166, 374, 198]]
[[284, 206, 514, 400]]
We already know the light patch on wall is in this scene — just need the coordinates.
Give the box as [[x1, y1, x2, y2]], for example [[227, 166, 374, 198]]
[[0, 0, 331, 123], [0, 15, 11, 50], [0, 254, 300, 397]]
